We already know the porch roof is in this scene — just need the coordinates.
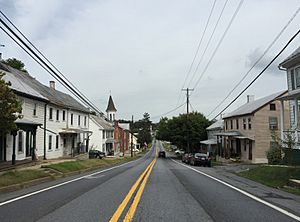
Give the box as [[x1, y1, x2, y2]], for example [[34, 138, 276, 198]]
[[200, 139, 217, 145], [279, 92, 300, 101], [215, 131, 240, 136], [59, 128, 92, 134]]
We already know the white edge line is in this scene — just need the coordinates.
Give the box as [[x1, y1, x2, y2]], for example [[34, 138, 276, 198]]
[[0, 154, 149, 207], [171, 158, 300, 221]]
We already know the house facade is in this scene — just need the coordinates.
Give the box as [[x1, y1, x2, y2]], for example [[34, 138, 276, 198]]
[[218, 91, 290, 163], [89, 114, 114, 154], [200, 119, 223, 155], [0, 63, 90, 164], [279, 47, 300, 146]]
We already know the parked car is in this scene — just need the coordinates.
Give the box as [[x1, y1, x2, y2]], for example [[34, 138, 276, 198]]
[[175, 149, 185, 156], [158, 151, 166, 158], [190, 153, 211, 167], [89, 150, 106, 159], [182, 153, 193, 164]]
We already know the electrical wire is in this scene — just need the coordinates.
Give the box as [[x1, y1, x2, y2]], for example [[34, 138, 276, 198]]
[[176, 0, 217, 106], [207, 6, 300, 118], [191, 0, 244, 91], [0, 14, 103, 115], [212, 28, 300, 120], [0, 10, 104, 115], [151, 103, 186, 120], [187, 0, 229, 87]]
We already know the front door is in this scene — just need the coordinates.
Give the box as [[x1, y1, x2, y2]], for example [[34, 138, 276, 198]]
[[248, 141, 252, 160]]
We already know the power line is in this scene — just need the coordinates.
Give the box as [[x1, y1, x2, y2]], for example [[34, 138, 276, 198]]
[[0, 10, 104, 115], [212, 28, 300, 120], [151, 103, 186, 120], [207, 6, 300, 118], [192, 0, 244, 91], [187, 0, 229, 87], [0, 12, 104, 115], [176, 0, 217, 106]]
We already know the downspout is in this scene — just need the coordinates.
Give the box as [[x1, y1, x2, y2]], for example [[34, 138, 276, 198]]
[[44, 103, 47, 160]]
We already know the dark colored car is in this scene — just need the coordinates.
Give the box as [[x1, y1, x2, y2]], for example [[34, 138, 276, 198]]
[[182, 153, 193, 164], [190, 153, 211, 167], [158, 151, 166, 158], [89, 150, 106, 159]]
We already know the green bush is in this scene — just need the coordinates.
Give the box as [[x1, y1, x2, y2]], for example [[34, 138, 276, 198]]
[[266, 146, 282, 165]]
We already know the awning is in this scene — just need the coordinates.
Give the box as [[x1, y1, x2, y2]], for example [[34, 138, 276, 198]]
[[59, 128, 92, 134], [15, 118, 42, 126], [200, 139, 217, 145], [215, 131, 240, 136]]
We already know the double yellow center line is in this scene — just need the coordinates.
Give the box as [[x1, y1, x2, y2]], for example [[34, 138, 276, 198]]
[[109, 146, 157, 222]]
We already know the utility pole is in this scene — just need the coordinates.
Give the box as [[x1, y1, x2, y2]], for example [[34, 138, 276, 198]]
[[182, 88, 194, 153], [131, 115, 134, 157]]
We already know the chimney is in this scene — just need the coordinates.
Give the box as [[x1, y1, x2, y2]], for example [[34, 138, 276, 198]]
[[247, 95, 254, 103], [49, 81, 55, 89]]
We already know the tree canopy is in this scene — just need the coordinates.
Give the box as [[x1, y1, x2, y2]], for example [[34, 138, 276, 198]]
[[0, 72, 22, 133], [132, 112, 152, 146], [2, 58, 27, 73], [156, 112, 211, 152]]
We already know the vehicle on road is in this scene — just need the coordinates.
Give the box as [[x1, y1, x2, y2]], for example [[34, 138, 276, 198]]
[[190, 153, 211, 167], [175, 149, 185, 156], [158, 151, 166, 158], [182, 153, 193, 164], [89, 150, 106, 159]]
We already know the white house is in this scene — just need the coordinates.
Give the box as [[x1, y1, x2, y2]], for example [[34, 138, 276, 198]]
[[279, 47, 300, 146], [89, 115, 114, 154], [0, 62, 91, 164]]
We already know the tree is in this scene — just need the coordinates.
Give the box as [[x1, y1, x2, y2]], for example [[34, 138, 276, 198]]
[[134, 112, 152, 146], [156, 112, 210, 152], [2, 58, 27, 73], [0, 72, 22, 133]]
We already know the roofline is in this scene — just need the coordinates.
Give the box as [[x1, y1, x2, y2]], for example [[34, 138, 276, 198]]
[[13, 90, 49, 103], [223, 91, 287, 119]]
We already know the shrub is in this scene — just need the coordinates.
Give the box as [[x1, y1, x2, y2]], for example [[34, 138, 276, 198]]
[[266, 146, 282, 165]]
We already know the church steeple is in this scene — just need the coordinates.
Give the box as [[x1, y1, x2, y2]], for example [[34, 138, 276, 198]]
[[106, 95, 117, 121]]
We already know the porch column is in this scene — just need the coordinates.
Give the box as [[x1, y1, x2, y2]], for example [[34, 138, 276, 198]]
[[32, 131, 36, 161], [280, 100, 285, 140], [295, 98, 299, 143], [11, 130, 17, 165]]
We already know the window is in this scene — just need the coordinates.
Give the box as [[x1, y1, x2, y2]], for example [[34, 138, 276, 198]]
[[236, 119, 239, 129], [62, 110, 66, 121], [291, 69, 295, 90], [103, 131, 105, 139], [295, 67, 300, 88], [49, 108, 53, 120], [56, 110, 59, 121], [270, 103, 276, 111], [243, 118, 246, 130], [18, 131, 23, 152], [269, 117, 278, 130], [244, 142, 246, 151], [33, 103, 37, 116], [56, 135, 59, 149], [248, 118, 252, 130], [71, 113, 73, 125], [49, 135, 52, 150], [84, 116, 87, 126], [225, 121, 228, 130], [78, 115, 81, 126], [230, 120, 233, 129]]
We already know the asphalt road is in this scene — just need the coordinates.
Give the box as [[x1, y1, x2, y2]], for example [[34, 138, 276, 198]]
[[0, 140, 299, 222]]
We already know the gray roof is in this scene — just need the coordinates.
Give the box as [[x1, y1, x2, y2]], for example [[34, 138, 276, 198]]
[[106, 95, 117, 112], [1, 67, 47, 101], [207, 119, 223, 130], [223, 91, 287, 118], [91, 115, 114, 130], [0, 63, 89, 113], [279, 46, 300, 68]]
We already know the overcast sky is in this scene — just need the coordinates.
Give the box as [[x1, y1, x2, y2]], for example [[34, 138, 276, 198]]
[[0, 0, 300, 122]]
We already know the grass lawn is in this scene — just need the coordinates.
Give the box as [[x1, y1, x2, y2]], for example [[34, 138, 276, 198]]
[[238, 165, 300, 194], [0, 170, 48, 187]]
